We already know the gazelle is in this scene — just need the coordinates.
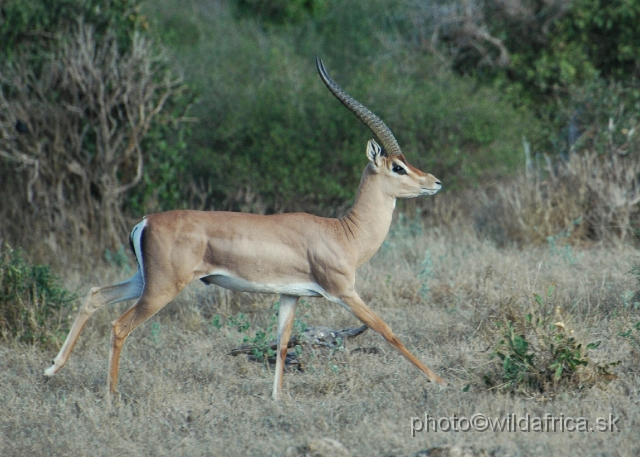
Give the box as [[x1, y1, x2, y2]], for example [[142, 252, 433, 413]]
[[44, 57, 446, 400]]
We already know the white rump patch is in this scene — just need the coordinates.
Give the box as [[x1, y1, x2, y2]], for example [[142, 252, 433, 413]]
[[130, 219, 147, 281]]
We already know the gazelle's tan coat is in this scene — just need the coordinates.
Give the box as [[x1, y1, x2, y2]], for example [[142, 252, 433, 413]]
[[44, 58, 446, 400]]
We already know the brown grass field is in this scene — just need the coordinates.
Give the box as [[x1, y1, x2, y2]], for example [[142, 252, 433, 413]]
[[1, 221, 639, 456]]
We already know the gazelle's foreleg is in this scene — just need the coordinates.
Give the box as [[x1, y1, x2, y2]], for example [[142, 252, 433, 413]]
[[44, 271, 144, 378], [272, 294, 298, 400], [339, 291, 447, 386]]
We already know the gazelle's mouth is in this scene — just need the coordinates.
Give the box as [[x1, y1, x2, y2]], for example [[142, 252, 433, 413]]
[[421, 187, 440, 195]]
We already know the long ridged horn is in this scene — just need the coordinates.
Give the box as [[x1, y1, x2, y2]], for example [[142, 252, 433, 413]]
[[316, 56, 402, 157]]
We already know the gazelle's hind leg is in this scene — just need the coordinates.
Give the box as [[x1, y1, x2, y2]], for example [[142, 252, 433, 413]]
[[107, 283, 185, 394], [44, 271, 144, 378], [272, 294, 298, 400]]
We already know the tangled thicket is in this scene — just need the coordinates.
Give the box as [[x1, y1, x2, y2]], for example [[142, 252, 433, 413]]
[[0, 23, 186, 256]]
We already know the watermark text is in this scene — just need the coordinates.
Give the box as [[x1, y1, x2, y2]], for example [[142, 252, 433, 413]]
[[410, 413, 620, 436]]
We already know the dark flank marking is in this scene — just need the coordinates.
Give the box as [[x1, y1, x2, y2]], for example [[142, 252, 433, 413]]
[[128, 227, 136, 256], [128, 223, 146, 271]]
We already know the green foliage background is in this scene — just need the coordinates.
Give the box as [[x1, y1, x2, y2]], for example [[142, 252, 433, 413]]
[[2, 0, 639, 220], [443, 0, 640, 156], [145, 0, 540, 213], [0, 0, 140, 58]]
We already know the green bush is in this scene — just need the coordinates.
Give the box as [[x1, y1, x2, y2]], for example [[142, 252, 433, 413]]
[[547, 77, 640, 156], [0, 246, 76, 347], [147, 0, 542, 214], [0, 0, 146, 61], [430, 0, 640, 107], [416, 0, 640, 161], [530, 0, 640, 91], [483, 285, 616, 393], [196, 54, 538, 211], [232, 0, 326, 25]]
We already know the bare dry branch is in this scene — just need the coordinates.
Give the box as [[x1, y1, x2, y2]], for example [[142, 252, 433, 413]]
[[0, 21, 186, 253]]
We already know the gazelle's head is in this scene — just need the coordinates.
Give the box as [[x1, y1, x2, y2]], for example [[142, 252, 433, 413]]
[[365, 138, 441, 198], [316, 57, 441, 199]]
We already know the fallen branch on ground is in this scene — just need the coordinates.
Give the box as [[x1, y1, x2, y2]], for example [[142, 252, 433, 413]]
[[229, 325, 369, 356]]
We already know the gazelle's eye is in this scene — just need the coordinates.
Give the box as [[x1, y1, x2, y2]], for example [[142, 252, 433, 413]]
[[392, 164, 407, 175]]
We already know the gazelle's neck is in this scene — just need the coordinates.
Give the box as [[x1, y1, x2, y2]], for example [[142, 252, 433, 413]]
[[340, 164, 396, 267]]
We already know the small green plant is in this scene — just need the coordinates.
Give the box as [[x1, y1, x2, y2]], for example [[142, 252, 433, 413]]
[[226, 312, 251, 334], [215, 300, 311, 367], [210, 314, 223, 330], [224, 311, 275, 365], [486, 284, 610, 393], [293, 299, 310, 335], [0, 245, 76, 347], [250, 330, 277, 365], [494, 320, 536, 389]]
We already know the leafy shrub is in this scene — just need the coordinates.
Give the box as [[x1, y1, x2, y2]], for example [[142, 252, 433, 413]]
[[549, 78, 640, 157], [417, 0, 640, 105], [0, 0, 147, 61], [0, 245, 75, 347], [483, 285, 617, 394], [536, 0, 640, 86], [232, 0, 326, 25], [411, 0, 640, 167]]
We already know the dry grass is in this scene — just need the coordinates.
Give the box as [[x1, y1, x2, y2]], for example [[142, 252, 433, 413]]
[[424, 151, 640, 248], [1, 221, 639, 456]]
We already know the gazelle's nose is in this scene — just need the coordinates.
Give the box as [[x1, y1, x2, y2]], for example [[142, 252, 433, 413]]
[[435, 180, 442, 188]]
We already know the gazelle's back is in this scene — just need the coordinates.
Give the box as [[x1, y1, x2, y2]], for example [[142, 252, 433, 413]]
[[142, 210, 350, 295]]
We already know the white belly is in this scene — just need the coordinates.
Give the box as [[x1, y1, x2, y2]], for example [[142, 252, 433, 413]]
[[199, 271, 354, 315], [200, 272, 325, 297]]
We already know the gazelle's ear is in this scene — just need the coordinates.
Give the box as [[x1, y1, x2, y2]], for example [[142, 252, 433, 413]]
[[366, 139, 385, 167]]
